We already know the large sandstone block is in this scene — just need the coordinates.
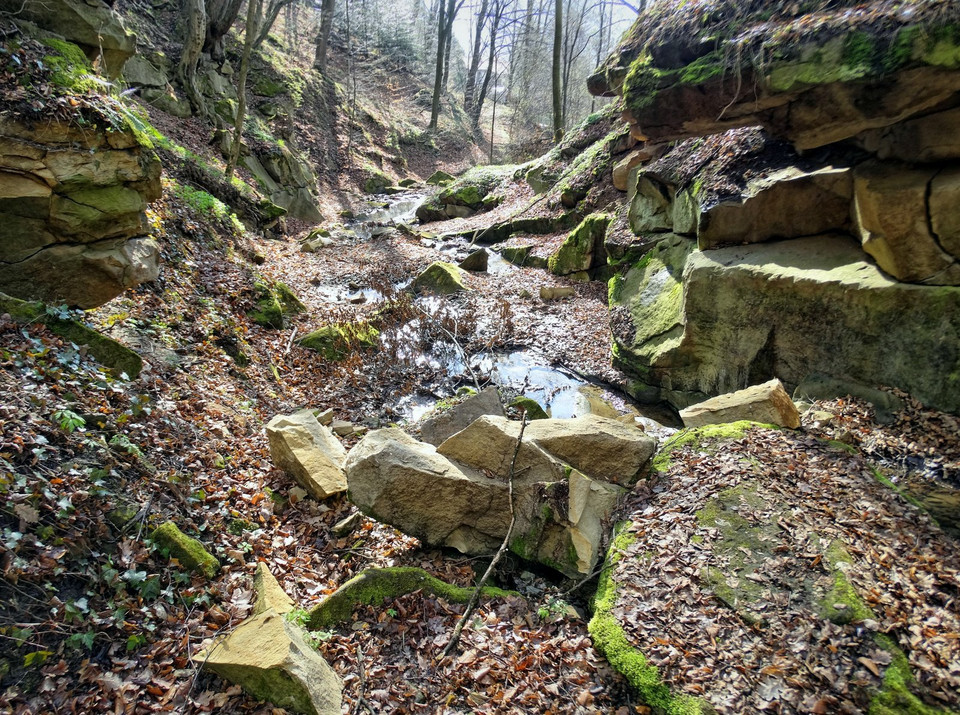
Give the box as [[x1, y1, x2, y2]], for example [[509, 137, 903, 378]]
[[679, 379, 800, 429], [0, 119, 162, 308], [523, 414, 656, 486], [853, 162, 960, 285], [419, 386, 505, 446], [610, 234, 960, 413], [201, 610, 342, 715], [266, 411, 348, 499]]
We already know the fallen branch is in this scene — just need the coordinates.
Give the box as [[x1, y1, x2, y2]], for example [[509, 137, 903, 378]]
[[442, 415, 528, 658]]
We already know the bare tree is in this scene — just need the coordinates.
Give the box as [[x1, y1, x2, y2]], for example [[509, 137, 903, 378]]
[[226, 0, 263, 182], [551, 0, 562, 141]]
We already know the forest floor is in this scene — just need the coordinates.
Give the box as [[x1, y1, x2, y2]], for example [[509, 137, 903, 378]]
[[2, 175, 959, 713]]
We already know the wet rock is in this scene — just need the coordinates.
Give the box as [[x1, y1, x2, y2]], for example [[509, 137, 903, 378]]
[[411, 261, 467, 295], [679, 379, 801, 430], [459, 248, 489, 272], [420, 386, 505, 446], [508, 396, 548, 420], [298, 322, 379, 361], [266, 410, 348, 499]]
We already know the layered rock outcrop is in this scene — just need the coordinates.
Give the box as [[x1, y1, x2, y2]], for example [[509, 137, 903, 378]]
[[0, 118, 161, 308], [594, 2, 960, 413]]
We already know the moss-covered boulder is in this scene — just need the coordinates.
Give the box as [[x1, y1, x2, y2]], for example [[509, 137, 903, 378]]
[[151, 521, 219, 579], [591, 423, 960, 713], [609, 233, 960, 413], [298, 322, 379, 361], [508, 396, 548, 420], [500, 245, 548, 269], [426, 170, 455, 186], [411, 261, 467, 295], [548, 213, 611, 279], [363, 169, 392, 194], [305, 567, 513, 630], [249, 281, 305, 329], [437, 165, 518, 209]]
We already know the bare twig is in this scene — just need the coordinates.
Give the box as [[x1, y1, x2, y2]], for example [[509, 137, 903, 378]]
[[353, 641, 375, 714], [414, 304, 482, 392], [442, 415, 528, 658]]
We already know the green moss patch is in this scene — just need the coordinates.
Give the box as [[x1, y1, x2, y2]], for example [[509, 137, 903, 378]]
[[151, 521, 219, 579], [508, 396, 548, 420], [305, 567, 514, 630], [548, 213, 611, 277], [411, 262, 467, 295], [41, 39, 100, 94], [298, 322, 379, 361], [588, 524, 706, 715]]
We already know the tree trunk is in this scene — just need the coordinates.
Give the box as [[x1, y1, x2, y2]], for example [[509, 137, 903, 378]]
[[253, 0, 298, 48], [204, 0, 242, 62], [178, 0, 208, 115], [428, 0, 448, 129], [440, 0, 458, 92], [226, 0, 262, 182], [313, 0, 336, 72], [552, 0, 563, 142], [463, 0, 489, 116], [471, 0, 502, 128]]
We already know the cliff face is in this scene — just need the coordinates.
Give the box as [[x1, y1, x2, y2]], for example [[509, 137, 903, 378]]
[[0, 116, 162, 309], [592, 1, 960, 413]]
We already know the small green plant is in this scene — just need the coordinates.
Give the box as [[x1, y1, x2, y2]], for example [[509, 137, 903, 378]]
[[53, 409, 85, 433]]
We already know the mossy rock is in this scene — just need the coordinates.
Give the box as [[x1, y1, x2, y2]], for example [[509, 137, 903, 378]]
[[305, 567, 513, 630], [151, 521, 219, 579], [500, 246, 548, 269], [438, 165, 519, 209], [509, 396, 548, 420], [298, 322, 379, 360], [411, 261, 467, 295], [548, 213, 611, 277], [398, 178, 419, 188], [249, 281, 305, 329], [589, 524, 708, 715], [0, 293, 143, 378], [426, 170, 455, 186], [251, 76, 286, 97], [41, 38, 100, 94], [363, 170, 392, 195]]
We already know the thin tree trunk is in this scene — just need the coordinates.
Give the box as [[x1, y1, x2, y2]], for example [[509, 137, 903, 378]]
[[226, 0, 262, 182], [178, 0, 207, 115], [471, 0, 502, 127], [313, 0, 336, 71], [552, 0, 563, 142], [253, 0, 298, 48], [463, 0, 489, 116], [429, 0, 450, 129]]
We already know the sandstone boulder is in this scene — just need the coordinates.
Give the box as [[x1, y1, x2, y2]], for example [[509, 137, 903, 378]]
[[266, 411, 347, 499], [853, 162, 960, 285], [2, 0, 136, 77], [609, 233, 960, 413], [612, 148, 652, 191], [419, 386, 505, 446], [411, 261, 467, 294], [523, 414, 657, 486], [346, 428, 510, 553], [346, 419, 650, 576], [201, 610, 342, 715], [253, 563, 296, 616], [679, 379, 801, 429]]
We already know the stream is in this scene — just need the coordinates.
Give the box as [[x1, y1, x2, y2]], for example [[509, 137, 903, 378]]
[[314, 190, 680, 439]]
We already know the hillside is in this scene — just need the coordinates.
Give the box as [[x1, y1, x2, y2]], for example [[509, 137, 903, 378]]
[[1, 1, 959, 714]]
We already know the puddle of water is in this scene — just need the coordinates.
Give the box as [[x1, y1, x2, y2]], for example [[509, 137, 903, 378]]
[[396, 348, 676, 437], [314, 285, 386, 304]]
